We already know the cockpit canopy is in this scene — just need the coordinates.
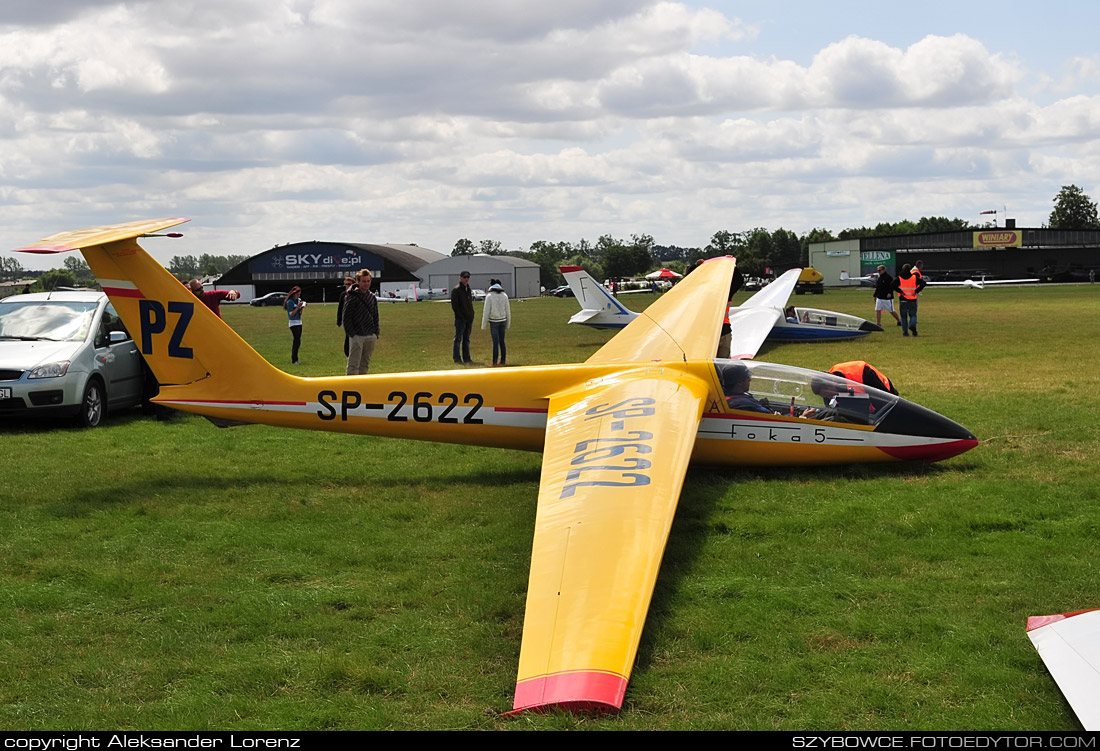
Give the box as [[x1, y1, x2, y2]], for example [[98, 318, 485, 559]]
[[791, 307, 872, 331], [715, 360, 900, 426]]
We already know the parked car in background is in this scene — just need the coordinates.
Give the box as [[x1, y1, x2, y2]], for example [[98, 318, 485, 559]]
[[548, 285, 575, 298], [250, 291, 288, 307], [0, 291, 145, 427]]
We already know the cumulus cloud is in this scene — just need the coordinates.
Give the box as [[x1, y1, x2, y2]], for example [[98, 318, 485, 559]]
[[1, 1, 1098, 267]]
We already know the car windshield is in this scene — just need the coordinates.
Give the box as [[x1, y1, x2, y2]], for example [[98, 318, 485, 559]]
[[0, 301, 98, 342], [715, 360, 899, 427]]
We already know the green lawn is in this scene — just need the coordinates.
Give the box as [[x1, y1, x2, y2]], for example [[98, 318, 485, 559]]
[[2, 284, 1099, 730]]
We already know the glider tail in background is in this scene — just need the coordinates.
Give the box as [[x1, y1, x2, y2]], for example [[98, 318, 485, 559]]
[[15, 218, 284, 395], [560, 266, 635, 328]]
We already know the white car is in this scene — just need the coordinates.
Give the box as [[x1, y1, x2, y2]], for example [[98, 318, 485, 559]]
[[0, 291, 146, 427]]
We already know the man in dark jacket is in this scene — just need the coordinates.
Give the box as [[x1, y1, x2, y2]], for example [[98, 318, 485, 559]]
[[335, 276, 353, 356], [344, 270, 380, 374], [872, 265, 901, 328], [451, 271, 474, 364]]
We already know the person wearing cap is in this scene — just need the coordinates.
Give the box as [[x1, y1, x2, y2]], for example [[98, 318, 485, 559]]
[[451, 270, 475, 365], [722, 363, 770, 413], [893, 263, 926, 336], [481, 279, 511, 366], [285, 286, 306, 364]]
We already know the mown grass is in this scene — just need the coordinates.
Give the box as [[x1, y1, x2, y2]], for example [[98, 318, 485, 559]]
[[2, 284, 1098, 730]]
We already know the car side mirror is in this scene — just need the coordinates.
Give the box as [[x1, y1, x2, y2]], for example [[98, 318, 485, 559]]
[[108, 330, 129, 344]]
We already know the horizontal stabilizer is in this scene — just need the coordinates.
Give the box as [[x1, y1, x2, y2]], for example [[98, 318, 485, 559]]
[[568, 309, 604, 324], [15, 218, 190, 254]]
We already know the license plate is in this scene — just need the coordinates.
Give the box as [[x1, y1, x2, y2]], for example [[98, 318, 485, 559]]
[[0, 387, 10, 399]]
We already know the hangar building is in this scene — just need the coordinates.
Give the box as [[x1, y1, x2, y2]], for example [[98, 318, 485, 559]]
[[416, 255, 542, 299], [215, 240, 447, 302], [809, 225, 1100, 286]]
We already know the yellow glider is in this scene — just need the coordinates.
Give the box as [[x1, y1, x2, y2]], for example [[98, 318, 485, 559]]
[[16, 220, 978, 713]]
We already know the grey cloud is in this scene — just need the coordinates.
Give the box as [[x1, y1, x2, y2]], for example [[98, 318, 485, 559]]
[[0, 0, 120, 26]]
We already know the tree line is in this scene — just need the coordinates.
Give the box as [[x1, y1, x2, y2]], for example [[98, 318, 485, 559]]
[[453, 220, 967, 289], [4, 186, 1095, 292], [167, 254, 249, 281], [453, 185, 1100, 288]]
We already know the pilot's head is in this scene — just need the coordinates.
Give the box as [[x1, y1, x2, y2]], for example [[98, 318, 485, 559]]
[[726, 363, 752, 394], [811, 375, 842, 403]]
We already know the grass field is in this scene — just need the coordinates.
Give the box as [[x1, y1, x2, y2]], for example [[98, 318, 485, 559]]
[[3, 283, 1099, 730]]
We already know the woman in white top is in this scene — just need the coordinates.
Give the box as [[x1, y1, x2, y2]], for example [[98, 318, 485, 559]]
[[481, 281, 511, 366]]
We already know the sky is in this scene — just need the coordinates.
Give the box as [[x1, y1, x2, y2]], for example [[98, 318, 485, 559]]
[[2, 0, 1099, 270]]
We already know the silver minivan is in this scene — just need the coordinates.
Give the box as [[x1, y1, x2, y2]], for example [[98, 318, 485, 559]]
[[0, 291, 145, 427]]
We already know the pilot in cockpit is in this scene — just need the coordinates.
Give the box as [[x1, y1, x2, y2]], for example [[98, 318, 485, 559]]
[[801, 375, 845, 420], [723, 363, 772, 413]]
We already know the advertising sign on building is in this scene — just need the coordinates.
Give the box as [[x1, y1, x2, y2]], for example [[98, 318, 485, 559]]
[[860, 249, 896, 275], [973, 230, 1022, 248], [249, 247, 383, 274]]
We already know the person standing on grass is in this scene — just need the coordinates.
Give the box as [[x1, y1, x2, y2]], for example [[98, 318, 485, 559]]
[[893, 264, 926, 337], [872, 265, 901, 328], [335, 276, 354, 356], [451, 270, 474, 365], [481, 280, 510, 366], [285, 286, 305, 365], [343, 270, 380, 375]]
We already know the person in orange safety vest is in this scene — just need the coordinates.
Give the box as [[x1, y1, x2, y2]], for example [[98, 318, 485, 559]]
[[803, 361, 898, 420], [893, 264, 926, 337]]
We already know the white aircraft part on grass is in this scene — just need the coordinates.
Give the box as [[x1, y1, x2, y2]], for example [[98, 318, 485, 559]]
[[924, 277, 1038, 290], [562, 266, 880, 360], [376, 284, 448, 302], [1027, 609, 1100, 730]]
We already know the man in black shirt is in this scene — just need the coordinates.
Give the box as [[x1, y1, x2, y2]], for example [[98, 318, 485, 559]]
[[872, 265, 901, 328], [451, 270, 474, 364]]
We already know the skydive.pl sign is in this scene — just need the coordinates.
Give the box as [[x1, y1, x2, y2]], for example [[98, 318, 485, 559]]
[[249, 247, 384, 274]]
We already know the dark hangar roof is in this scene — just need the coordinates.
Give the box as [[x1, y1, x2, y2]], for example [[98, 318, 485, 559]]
[[218, 240, 447, 285]]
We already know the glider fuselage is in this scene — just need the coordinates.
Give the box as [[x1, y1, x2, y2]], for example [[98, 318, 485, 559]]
[[157, 358, 976, 467]]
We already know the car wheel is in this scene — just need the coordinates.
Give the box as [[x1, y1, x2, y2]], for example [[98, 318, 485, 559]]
[[76, 379, 107, 428]]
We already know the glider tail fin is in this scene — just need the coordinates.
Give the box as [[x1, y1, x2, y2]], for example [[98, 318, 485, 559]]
[[560, 266, 631, 316], [16, 218, 282, 392]]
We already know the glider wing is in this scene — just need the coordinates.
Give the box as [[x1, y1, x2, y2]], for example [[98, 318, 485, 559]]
[[513, 365, 711, 712], [722, 268, 799, 360], [1027, 609, 1100, 730], [585, 257, 736, 364], [740, 267, 801, 310]]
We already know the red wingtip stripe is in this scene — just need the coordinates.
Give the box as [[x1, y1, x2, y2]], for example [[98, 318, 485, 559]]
[[1027, 609, 1099, 632], [15, 244, 75, 254], [510, 670, 627, 715], [559, 265, 583, 273]]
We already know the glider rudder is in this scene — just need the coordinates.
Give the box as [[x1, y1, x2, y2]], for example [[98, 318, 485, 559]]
[[16, 218, 283, 393]]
